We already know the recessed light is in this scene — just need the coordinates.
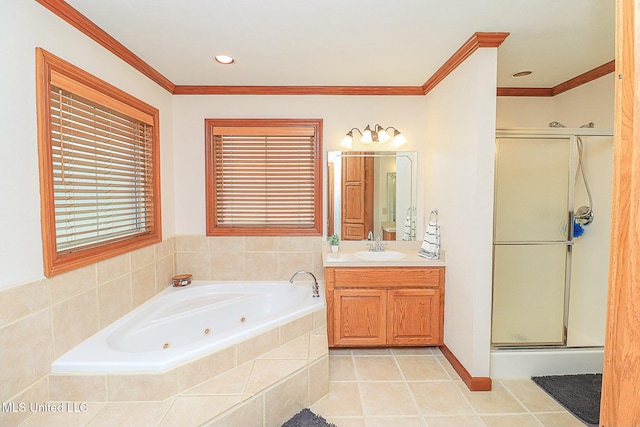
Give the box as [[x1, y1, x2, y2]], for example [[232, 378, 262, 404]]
[[214, 55, 235, 65], [511, 70, 533, 78]]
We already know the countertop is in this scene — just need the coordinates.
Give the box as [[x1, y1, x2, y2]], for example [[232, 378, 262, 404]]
[[322, 241, 446, 267]]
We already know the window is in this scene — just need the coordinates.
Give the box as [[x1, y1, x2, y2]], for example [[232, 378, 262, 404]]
[[36, 48, 161, 277], [205, 118, 322, 236]]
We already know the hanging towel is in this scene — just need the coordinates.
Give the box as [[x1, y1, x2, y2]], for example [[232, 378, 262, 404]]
[[410, 207, 417, 240], [418, 209, 440, 259], [401, 208, 412, 241]]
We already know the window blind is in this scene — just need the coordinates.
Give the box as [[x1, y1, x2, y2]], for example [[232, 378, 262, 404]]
[[50, 85, 156, 253], [212, 127, 317, 229]]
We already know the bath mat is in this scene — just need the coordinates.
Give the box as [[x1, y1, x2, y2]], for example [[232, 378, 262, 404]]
[[532, 373, 602, 426], [281, 408, 337, 427]]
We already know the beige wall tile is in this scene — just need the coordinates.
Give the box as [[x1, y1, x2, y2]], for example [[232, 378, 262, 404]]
[[279, 236, 319, 252], [246, 236, 280, 252], [49, 374, 107, 402], [108, 374, 176, 401], [184, 361, 253, 396], [310, 333, 329, 361], [88, 400, 174, 427], [175, 235, 210, 252], [0, 279, 49, 327], [278, 252, 314, 280], [244, 359, 306, 395], [132, 264, 156, 308], [130, 245, 155, 270], [0, 377, 49, 427], [177, 346, 236, 391], [210, 252, 245, 280], [49, 264, 96, 304], [176, 252, 212, 280], [259, 335, 308, 360], [206, 395, 263, 427], [97, 253, 130, 285], [209, 236, 245, 252], [313, 308, 327, 328], [160, 395, 241, 427], [0, 309, 53, 402], [19, 402, 106, 427], [154, 238, 175, 260], [244, 252, 279, 280], [98, 275, 133, 329], [237, 329, 279, 364], [264, 369, 309, 427], [279, 313, 313, 344], [51, 289, 99, 358], [309, 355, 329, 404], [155, 254, 175, 293]]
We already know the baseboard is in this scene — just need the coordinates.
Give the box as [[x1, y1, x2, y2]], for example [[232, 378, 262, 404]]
[[440, 344, 492, 391]]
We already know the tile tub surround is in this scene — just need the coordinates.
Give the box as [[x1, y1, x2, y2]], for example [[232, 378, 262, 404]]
[[1, 234, 325, 426], [0, 239, 176, 426], [175, 235, 324, 281], [19, 310, 328, 427]]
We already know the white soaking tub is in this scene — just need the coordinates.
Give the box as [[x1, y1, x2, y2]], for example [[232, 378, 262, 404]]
[[51, 280, 324, 373]]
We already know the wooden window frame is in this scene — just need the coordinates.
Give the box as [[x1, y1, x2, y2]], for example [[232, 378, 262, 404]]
[[205, 118, 323, 236], [36, 48, 162, 277]]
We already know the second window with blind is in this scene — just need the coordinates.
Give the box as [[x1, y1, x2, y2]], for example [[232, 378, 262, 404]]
[[205, 119, 323, 236]]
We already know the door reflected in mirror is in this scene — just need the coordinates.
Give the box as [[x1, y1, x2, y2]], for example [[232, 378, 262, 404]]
[[327, 151, 417, 241]]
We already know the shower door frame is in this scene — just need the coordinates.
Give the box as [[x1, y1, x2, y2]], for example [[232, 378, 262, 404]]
[[492, 127, 614, 348]]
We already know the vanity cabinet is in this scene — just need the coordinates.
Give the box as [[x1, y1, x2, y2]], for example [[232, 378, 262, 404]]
[[325, 266, 444, 347]]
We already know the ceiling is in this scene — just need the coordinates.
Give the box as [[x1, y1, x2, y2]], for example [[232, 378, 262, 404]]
[[64, 0, 615, 89]]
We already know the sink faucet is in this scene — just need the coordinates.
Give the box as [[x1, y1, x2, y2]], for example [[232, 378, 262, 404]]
[[367, 236, 386, 252], [289, 270, 320, 298]]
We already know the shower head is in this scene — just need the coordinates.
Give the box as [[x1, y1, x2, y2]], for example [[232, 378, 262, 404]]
[[548, 121, 565, 128], [580, 122, 595, 128]]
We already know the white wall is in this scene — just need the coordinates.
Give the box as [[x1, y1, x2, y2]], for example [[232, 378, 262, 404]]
[[0, 0, 175, 289], [424, 48, 498, 377], [171, 96, 427, 236]]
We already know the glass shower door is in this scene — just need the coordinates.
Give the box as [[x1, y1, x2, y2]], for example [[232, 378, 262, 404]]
[[492, 137, 571, 346]]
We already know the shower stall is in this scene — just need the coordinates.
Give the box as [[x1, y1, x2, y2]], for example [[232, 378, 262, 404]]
[[490, 127, 613, 377]]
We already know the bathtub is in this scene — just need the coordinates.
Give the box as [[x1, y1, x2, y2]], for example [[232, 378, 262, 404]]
[[51, 280, 325, 373]]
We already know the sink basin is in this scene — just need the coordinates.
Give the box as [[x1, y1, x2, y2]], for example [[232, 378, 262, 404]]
[[353, 250, 407, 261]]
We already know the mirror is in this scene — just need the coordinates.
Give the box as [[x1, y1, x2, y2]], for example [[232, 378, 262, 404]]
[[327, 151, 417, 241]]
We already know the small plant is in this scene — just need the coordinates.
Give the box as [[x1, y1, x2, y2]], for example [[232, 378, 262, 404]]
[[328, 234, 340, 246]]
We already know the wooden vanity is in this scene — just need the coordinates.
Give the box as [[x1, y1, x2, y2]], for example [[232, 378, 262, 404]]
[[323, 242, 445, 348]]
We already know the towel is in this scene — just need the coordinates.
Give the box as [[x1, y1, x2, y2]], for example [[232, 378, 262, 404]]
[[401, 209, 412, 241], [418, 209, 440, 259]]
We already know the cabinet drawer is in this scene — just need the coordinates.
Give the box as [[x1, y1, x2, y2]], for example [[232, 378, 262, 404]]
[[332, 267, 441, 288]]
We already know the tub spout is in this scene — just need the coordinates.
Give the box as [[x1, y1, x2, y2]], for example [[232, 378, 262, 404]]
[[289, 270, 320, 298]]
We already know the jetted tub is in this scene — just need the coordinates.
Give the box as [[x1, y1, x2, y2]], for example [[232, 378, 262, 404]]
[[51, 280, 325, 373]]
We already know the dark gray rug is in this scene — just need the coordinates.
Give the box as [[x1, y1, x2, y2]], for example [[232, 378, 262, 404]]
[[532, 373, 602, 426], [281, 409, 337, 427]]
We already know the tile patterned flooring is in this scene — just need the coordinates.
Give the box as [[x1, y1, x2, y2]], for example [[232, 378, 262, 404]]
[[13, 346, 587, 426], [311, 348, 586, 427]]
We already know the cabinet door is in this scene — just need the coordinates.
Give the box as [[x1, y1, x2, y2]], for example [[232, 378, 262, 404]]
[[388, 289, 441, 345], [333, 289, 386, 346]]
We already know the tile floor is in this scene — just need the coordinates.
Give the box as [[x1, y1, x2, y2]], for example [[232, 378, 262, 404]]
[[311, 348, 586, 427]]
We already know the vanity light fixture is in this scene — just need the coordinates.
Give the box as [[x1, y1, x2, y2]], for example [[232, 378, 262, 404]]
[[340, 124, 407, 149]]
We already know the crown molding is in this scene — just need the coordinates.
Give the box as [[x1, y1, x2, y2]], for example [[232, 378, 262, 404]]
[[36, 3, 608, 98], [172, 85, 424, 96], [498, 60, 615, 97], [35, 0, 175, 93], [421, 32, 510, 95]]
